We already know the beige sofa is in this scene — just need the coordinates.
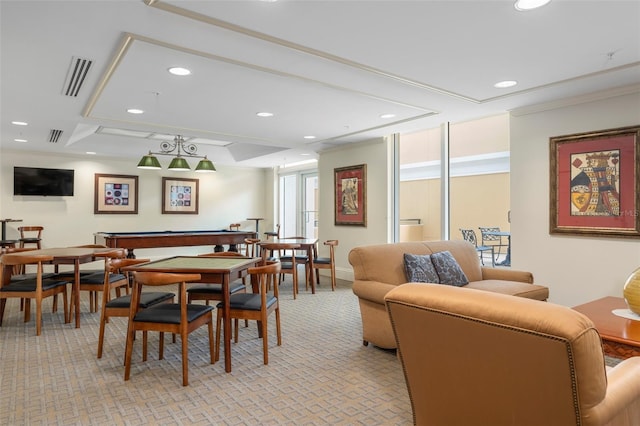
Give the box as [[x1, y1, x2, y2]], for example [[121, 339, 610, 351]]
[[385, 283, 640, 425], [349, 240, 549, 349]]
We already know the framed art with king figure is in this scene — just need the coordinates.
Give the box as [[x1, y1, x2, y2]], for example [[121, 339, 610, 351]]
[[335, 164, 366, 226], [162, 177, 199, 214], [549, 125, 640, 238]]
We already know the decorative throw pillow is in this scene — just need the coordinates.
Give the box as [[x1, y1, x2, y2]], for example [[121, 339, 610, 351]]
[[430, 251, 469, 287], [403, 253, 440, 283]]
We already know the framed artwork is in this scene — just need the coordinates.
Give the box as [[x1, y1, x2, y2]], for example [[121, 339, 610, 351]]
[[162, 177, 199, 214], [335, 164, 367, 226], [549, 125, 640, 238], [94, 174, 138, 214]]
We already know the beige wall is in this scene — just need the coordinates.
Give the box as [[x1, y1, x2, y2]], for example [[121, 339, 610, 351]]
[[1, 150, 271, 259], [511, 90, 640, 306], [317, 137, 391, 281]]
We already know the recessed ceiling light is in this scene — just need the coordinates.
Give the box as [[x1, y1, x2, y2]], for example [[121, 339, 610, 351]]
[[494, 80, 518, 88], [168, 67, 191, 76], [303, 135, 316, 140], [256, 112, 274, 117], [380, 113, 396, 119], [86, 151, 96, 155], [11, 121, 28, 126], [127, 108, 144, 114], [14, 138, 27, 143], [514, 0, 551, 11]]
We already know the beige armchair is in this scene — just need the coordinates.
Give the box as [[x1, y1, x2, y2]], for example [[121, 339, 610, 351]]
[[385, 283, 640, 426]]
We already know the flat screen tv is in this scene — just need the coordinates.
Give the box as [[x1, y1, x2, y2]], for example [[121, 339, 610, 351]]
[[13, 166, 75, 196]]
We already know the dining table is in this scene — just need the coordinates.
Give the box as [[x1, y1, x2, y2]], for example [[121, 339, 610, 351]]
[[122, 255, 261, 373], [3, 246, 111, 327], [259, 237, 319, 294]]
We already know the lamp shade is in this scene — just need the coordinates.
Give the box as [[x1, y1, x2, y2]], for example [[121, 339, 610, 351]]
[[195, 157, 216, 172], [137, 153, 161, 169], [167, 156, 191, 171]]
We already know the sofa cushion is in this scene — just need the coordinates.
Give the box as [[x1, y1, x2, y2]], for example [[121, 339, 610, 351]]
[[431, 251, 469, 287], [403, 253, 440, 283], [466, 280, 549, 301]]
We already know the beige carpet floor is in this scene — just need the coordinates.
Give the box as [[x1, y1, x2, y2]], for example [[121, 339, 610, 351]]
[[0, 276, 413, 425]]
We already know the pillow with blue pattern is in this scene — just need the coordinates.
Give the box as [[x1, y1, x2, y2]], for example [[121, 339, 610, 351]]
[[430, 250, 468, 287], [403, 253, 440, 283]]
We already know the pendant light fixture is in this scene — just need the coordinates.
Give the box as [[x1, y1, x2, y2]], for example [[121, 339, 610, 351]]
[[136, 135, 216, 172]]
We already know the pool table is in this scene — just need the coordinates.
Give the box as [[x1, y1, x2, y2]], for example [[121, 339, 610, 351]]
[[94, 230, 257, 258]]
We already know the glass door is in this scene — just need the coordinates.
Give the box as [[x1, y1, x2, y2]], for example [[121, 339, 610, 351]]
[[278, 171, 318, 238]]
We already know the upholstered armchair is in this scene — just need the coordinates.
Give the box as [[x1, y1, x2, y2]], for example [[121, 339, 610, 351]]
[[385, 283, 640, 426]]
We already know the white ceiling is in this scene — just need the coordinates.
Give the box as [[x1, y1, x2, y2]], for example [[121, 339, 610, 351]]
[[1, 0, 639, 168]]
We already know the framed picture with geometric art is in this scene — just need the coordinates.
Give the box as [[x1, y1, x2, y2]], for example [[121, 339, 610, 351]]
[[94, 173, 138, 214], [162, 177, 199, 214], [549, 125, 640, 238]]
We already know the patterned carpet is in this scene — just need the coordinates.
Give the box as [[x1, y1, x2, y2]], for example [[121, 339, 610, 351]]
[[0, 276, 413, 425]]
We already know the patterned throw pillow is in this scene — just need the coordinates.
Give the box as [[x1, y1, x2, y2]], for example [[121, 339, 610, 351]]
[[430, 251, 469, 287], [403, 253, 440, 283]]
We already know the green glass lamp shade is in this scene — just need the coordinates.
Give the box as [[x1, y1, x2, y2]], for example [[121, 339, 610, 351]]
[[168, 157, 191, 171], [137, 153, 161, 169], [195, 157, 216, 172]]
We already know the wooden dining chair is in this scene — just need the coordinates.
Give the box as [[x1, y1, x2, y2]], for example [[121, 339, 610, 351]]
[[0, 253, 69, 336], [279, 237, 311, 285], [214, 261, 281, 368], [125, 271, 214, 386], [264, 224, 280, 241], [18, 226, 43, 249], [97, 258, 175, 360], [244, 238, 261, 258], [260, 243, 300, 299], [73, 248, 127, 313], [186, 251, 248, 306], [53, 244, 108, 280], [314, 240, 339, 291]]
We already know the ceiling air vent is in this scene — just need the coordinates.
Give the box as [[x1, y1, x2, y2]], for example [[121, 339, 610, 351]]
[[62, 56, 92, 97], [49, 129, 63, 143]]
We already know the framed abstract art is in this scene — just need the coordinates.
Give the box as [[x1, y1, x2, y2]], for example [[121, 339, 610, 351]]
[[94, 173, 138, 214], [162, 177, 199, 214]]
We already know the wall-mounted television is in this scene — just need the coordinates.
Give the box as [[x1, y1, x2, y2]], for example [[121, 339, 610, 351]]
[[13, 166, 75, 196]]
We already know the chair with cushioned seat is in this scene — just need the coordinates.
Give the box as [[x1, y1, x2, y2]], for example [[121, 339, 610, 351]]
[[186, 251, 248, 306], [385, 283, 640, 426], [279, 237, 311, 289], [97, 257, 175, 359], [215, 261, 281, 368], [460, 228, 494, 267], [0, 253, 69, 335], [18, 226, 43, 249], [125, 271, 214, 386], [260, 242, 300, 299], [263, 224, 280, 241], [73, 248, 127, 313], [314, 240, 338, 291]]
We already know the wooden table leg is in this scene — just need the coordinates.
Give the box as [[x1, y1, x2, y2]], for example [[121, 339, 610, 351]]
[[74, 259, 81, 328], [222, 274, 231, 372]]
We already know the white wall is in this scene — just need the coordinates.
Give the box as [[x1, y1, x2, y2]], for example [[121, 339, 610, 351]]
[[511, 90, 640, 306], [318, 137, 391, 282], [1, 150, 272, 259]]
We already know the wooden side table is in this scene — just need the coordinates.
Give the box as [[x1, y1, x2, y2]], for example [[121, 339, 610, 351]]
[[573, 296, 640, 359]]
